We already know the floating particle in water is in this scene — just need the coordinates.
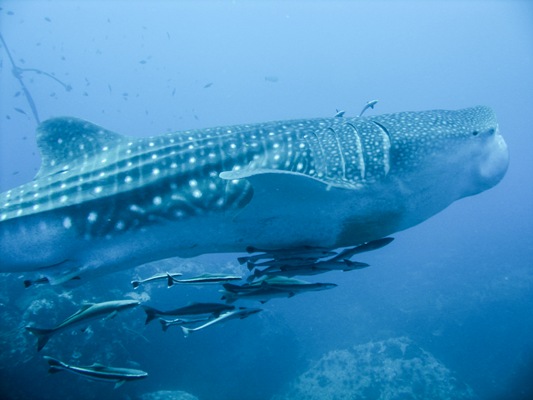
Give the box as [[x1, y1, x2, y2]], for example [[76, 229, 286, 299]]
[[44, 17, 51, 22], [203, 82, 213, 89], [265, 75, 279, 83]]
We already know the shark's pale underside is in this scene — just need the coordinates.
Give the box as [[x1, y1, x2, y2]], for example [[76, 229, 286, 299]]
[[0, 106, 509, 284]]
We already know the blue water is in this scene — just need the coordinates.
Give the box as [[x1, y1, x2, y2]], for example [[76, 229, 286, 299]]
[[1, 1, 532, 400]]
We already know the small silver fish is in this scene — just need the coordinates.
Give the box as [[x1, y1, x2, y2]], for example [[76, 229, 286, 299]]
[[181, 307, 262, 337], [43, 356, 147, 389], [26, 300, 139, 351], [131, 271, 183, 289], [167, 273, 241, 286]]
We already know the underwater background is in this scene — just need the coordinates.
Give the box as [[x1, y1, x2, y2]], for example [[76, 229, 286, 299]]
[[0, 1, 532, 399]]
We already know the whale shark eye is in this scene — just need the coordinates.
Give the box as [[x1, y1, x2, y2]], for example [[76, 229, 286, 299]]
[[472, 130, 479, 136]]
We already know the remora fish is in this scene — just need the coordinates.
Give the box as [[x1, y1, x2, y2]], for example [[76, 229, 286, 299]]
[[221, 276, 337, 303], [142, 302, 234, 325], [167, 272, 242, 286], [181, 307, 262, 337], [26, 299, 139, 351], [248, 259, 369, 280], [43, 356, 147, 389], [239, 246, 336, 266], [0, 107, 508, 283], [131, 271, 183, 289], [221, 285, 293, 304], [159, 316, 213, 332], [329, 237, 394, 262]]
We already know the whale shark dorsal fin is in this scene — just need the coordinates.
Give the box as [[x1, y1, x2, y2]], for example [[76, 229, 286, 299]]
[[35, 117, 128, 179]]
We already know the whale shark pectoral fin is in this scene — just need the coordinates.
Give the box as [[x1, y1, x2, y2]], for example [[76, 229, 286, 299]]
[[35, 117, 130, 179], [220, 169, 347, 223], [219, 168, 359, 190]]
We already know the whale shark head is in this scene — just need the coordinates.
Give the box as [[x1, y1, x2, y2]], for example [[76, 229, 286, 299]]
[[373, 106, 509, 200]]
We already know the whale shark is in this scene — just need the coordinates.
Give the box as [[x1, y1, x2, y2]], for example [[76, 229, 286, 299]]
[[0, 106, 509, 284]]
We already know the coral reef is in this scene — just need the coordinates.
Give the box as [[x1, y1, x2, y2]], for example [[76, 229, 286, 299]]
[[138, 390, 199, 400], [273, 337, 476, 400]]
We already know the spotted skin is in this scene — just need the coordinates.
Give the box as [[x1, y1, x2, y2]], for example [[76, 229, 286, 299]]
[[0, 107, 508, 283]]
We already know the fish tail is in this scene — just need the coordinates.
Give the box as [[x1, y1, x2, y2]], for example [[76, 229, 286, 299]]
[[159, 319, 169, 332], [131, 281, 140, 289], [43, 356, 65, 374], [237, 256, 248, 265], [141, 305, 159, 325], [23, 280, 33, 288], [25, 326, 54, 351]]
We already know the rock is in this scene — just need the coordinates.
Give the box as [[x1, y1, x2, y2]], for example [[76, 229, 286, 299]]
[[273, 337, 476, 400]]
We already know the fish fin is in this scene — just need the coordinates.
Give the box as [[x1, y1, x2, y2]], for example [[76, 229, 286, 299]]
[[89, 363, 106, 370], [181, 326, 191, 338], [23, 280, 33, 288], [237, 256, 248, 265], [114, 380, 126, 389], [80, 326, 89, 333], [43, 356, 65, 373], [220, 170, 352, 222], [288, 292, 295, 298], [159, 319, 169, 332], [219, 168, 359, 190], [35, 117, 128, 179], [25, 326, 54, 352], [131, 281, 140, 289], [246, 262, 255, 271], [141, 305, 159, 325], [343, 260, 370, 268], [166, 273, 174, 288], [35, 260, 83, 286], [105, 310, 118, 320], [79, 303, 94, 311]]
